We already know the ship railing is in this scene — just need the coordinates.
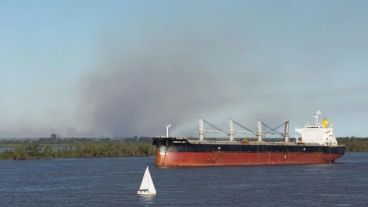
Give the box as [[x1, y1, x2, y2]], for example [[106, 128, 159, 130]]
[[188, 139, 332, 146]]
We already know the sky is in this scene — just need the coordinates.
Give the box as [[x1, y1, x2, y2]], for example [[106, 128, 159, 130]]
[[0, 0, 367, 138]]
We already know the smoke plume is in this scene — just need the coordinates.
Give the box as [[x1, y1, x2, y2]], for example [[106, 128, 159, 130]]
[[79, 36, 248, 137]]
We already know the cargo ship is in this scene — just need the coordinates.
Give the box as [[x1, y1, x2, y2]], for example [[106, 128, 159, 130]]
[[152, 111, 345, 167]]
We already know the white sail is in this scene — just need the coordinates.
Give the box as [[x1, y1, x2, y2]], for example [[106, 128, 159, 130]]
[[137, 166, 156, 195]]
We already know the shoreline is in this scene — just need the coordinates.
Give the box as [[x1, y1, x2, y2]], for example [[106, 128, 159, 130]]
[[0, 137, 367, 160]]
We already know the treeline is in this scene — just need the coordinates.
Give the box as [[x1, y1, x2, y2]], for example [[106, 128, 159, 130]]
[[337, 137, 368, 152], [0, 137, 367, 160], [0, 137, 155, 160]]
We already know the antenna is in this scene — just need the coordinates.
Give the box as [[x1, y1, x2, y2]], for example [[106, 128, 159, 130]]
[[313, 110, 322, 126]]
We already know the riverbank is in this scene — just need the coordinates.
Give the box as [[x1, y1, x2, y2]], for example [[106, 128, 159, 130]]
[[0, 137, 155, 160], [337, 137, 368, 152], [0, 137, 367, 160]]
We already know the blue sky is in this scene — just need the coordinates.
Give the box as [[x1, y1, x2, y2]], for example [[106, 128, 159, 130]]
[[1, 0, 367, 137]]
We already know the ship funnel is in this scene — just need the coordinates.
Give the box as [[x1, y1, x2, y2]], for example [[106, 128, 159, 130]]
[[166, 124, 171, 138]]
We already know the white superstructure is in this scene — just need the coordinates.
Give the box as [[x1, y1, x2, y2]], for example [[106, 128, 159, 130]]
[[295, 110, 338, 146]]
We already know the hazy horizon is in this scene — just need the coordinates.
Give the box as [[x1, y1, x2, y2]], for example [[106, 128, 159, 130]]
[[1, 1, 368, 138]]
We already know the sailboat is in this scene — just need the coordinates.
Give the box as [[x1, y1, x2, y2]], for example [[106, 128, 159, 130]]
[[137, 166, 156, 195]]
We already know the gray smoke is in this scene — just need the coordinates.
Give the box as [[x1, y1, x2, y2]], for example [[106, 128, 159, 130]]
[[78, 33, 367, 137], [79, 36, 251, 137]]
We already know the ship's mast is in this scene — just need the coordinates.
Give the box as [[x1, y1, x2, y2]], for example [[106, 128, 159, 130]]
[[198, 118, 226, 141], [166, 124, 171, 138], [199, 119, 204, 141], [284, 121, 289, 143], [256, 121, 263, 142], [228, 119, 235, 141], [314, 110, 322, 127], [260, 121, 290, 142], [199, 118, 289, 142], [228, 119, 255, 141]]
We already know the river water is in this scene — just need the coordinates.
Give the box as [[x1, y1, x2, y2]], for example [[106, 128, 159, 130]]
[[0, 153, 367, 206]]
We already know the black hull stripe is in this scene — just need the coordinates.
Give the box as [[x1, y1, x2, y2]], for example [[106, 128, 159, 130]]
[[153, 138, 345, 154]]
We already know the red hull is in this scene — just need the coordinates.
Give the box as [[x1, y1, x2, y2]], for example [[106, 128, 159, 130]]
[[156, 151, 344, 167]]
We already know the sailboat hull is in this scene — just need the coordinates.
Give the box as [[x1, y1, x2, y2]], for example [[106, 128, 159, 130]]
[[137, 190, 156, 195]]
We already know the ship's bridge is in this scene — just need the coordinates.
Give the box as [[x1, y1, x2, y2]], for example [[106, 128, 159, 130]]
[[295, 110, 338, 146]]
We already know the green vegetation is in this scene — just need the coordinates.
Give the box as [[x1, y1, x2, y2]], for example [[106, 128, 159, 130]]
[[337, 137, 368, 152], [0, 137, 367, 160], [0, 137, 155, 160]]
